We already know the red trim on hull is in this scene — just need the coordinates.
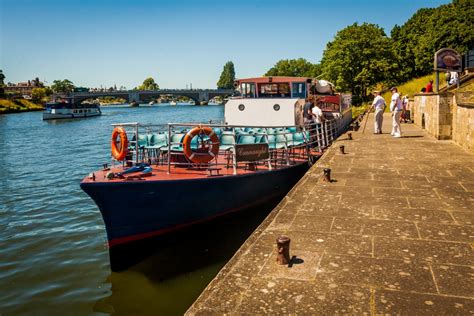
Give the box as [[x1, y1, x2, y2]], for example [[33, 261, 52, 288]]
[[108, 192, 281, 248]]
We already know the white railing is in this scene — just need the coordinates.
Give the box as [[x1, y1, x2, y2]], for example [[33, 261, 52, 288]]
[[110, 117, 347, 175]]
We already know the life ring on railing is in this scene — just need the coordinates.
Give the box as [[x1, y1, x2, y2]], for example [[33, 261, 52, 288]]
[[111, 127, 129, 161], [182, 126, 220, 163]]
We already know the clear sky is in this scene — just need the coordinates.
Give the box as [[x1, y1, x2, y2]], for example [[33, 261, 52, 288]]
[[0, 0, 449, 89]]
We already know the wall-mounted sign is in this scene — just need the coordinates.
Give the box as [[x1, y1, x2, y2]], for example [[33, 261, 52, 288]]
[[434, 48, 462, 71], [235, 143, 269, 162]]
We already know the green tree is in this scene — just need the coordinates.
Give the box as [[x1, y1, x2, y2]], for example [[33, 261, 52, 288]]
[[265, 58, 321, 78], [137, 77, 159, 90], [391, 0, 474, 83], [217, 61, 236, 89], [320, 23, 396, 100], [51, 79, 75, 93], [31, 87, 52, 103], [0, 70, 5, 98]]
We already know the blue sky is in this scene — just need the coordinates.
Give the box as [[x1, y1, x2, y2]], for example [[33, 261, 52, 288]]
[[1, 0, 449, 89]]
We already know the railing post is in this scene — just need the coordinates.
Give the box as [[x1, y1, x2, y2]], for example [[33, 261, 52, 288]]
[[167, 124, 171, 174], [283, 131, 290, 166], [264, 131, 272, 170], [135, 123, 139, 165], [232, 128, 237, 175]]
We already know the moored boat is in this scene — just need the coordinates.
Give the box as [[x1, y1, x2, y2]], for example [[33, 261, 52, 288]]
[[80, 76, 352, 251], [42, 99, 101, 120]]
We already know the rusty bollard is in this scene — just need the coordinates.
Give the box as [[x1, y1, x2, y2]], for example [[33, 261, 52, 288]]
[[347, 133, 352, 140], [339, 145, 345, 154], [323, 168, 332, 182], [276, 236, 291, 265]]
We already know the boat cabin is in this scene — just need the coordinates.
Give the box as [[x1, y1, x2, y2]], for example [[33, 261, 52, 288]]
[[225, 76, 345, 127]]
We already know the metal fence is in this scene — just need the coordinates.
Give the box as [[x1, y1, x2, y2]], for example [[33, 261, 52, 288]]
[[111, 117, 346, 175]]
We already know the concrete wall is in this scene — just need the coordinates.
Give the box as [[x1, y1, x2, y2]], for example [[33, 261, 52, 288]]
[[413, 93, 453, 140], [452, 93, 474, 153]]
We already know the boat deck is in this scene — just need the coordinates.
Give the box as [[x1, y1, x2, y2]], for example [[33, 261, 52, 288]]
[[82, 149, 319, 184]]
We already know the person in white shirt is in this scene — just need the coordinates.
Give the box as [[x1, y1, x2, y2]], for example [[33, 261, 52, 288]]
[[449, 71, 459, 86], [390, 87, 403, 137], [311, 101, 324, 124], [370, 90, 385, 134]]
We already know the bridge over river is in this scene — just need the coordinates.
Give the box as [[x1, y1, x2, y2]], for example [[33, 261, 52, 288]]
[[55, 89, 236, 105]]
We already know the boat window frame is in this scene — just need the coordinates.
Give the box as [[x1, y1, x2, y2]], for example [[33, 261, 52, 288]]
[[257, 83, 291, 98]]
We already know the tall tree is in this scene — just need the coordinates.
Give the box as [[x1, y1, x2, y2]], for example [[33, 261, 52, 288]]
[[51, 79, 75, 93], [320, 23, 396, 100], [137, 77, 159, 90], [0, 70, 5, 98], [265, 58, 321, 78], [391, 0, 474, 83], [217, 61, 236, 89]]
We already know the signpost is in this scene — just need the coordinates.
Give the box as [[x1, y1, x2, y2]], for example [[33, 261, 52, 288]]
[[433, 48, 462, 92]]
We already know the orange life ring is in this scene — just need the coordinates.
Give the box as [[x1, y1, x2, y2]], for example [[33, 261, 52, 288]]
[[182, 126, 220, 163], [111, 127, 129, 161]]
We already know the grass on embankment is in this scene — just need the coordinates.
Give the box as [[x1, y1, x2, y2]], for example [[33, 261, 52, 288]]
[[352, 73, 449, 118], [381, 73, 447, 102], [0, 99, 44, 114]]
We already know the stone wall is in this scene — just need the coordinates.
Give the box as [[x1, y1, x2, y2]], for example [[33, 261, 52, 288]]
[[452, 93, 474, 153], [413, 93, 453, 140]]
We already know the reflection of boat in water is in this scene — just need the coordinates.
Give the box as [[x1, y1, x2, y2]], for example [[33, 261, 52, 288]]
[[80, 76, 352, 256], [42, 98, 101, 120], [170, 100, 177, 106]]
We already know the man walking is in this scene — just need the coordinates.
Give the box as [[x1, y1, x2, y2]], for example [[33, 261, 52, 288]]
[[370, 90, 385, 134], [390, 87, 403, 137]]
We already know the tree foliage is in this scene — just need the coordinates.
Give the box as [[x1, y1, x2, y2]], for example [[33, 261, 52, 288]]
[[0, 70, 5, 98], [321, 23, 396, 99], [265, 58, 321, 78], [31, 87, 52, 103], [217, 61, 235, 89], [391, 0, 474, 82], [137, 77, 159, 90], [51, 79, 75, 93]]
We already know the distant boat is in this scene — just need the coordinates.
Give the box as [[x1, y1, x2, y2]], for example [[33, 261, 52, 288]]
[[189, 100, 195, 105], [149, 100, 155, 105], [130, 101, 139, 107], [170, 100, 177, 106], [43, 99, 101, 120]]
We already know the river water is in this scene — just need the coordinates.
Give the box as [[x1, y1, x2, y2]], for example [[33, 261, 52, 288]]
[[0, 104, 277, 315]]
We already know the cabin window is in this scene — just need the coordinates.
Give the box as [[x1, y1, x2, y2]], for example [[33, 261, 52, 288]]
[[258, 83, 290, 98], [291, 83, 306, 98], [240, 83, 255, 98], [238, 104, 245, 111]]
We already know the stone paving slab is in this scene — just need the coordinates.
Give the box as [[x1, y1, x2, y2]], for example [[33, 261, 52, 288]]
[[186, 113, 474, 315]]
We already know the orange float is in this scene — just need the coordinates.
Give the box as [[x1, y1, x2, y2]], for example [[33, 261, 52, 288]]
[[182, 126, 220, 163], [111, 127, 129, 161]]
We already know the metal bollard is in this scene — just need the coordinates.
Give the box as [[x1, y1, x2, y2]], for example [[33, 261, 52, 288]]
[[276, 236, 291, 265], [339, 145, 345, 154], [323, 168, 332, 182], [347, 133, 352, 140]]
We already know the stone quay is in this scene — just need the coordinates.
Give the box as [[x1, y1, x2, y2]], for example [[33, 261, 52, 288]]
[[186, 113, 474, 315]]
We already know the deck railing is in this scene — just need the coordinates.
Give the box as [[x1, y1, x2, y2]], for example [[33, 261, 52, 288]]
[[111, 117, 347, 175]]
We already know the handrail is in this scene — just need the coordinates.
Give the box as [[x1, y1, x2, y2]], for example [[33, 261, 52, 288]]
[[109, 117, 346, 175]]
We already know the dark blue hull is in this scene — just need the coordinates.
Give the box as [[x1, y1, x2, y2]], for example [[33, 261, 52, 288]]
[[80, 162, 309, 247]]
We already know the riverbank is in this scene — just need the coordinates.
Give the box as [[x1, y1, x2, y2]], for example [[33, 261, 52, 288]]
[[0, 99, 44, 114]]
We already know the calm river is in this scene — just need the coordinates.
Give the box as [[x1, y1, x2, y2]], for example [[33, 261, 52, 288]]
[[0, 104, 276, 315]]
